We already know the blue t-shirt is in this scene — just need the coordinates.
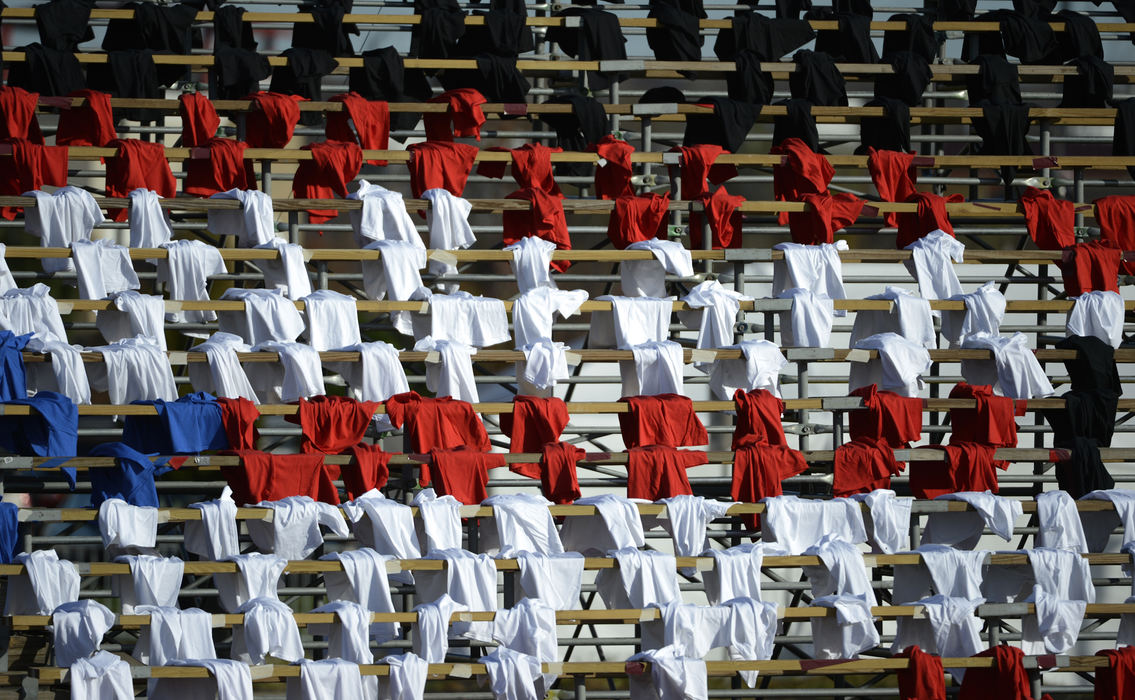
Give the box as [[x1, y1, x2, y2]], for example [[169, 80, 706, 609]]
[[0, 331, 30, 403], [0, 391, 79, 488], [123, 392, 228, 454], [0, 502, 20, 564], [89, 442, 171, 508]]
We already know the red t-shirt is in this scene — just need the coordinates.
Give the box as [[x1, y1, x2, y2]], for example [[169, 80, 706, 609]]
[[1096, 647, 1135, 700], [949, 382, 1019, 452], [0, 139, 68, 220], [292, 140, 364, 223], [384, 391, 491, 454], [908, 442, 998, 496], [423, 446, 507, 504], [341, 443, 391, 501], [866, 148, 917, 229], [895, 192, 964, 249], [539, 441, 585, 505], [55, 90, 116, 147], [607, 193, 671, 249], [423, 88, 487, 141], [731, 443, 808, 530], [732, 389, 786, 449], [788, 192, 864, 245], [1019, 186, 1074, 250], [222, 450, 339, 505], [501, 188, 572, 272], [958, 646, 1031, 700], [626, 445, 709, 500], [771, 137, 833, 226], [0, 86, 42, 143], [619, 394, 708, 449], [849, 384, 923, 446], [500, 396, 569, 478], [243, 92, 305, 148], [833, 437, 903, 497], [1095, 194, 1135, 274], [592, 135, 635, 200], [894, 646, 946, 700], [104, 139, 176, 222], [691, 186, 746, 250], [184, 138, 257, 197], [1060, 241, 1122, 296], [478, 142, 565, 195], [407, 141, 479, 199], [216, 397, 260, 450], [327, 92, 390, 166], [668, 144, 737, 200], [288, 395, 379, 455], [909, 443, 1000, 499], [179, 92, 220, 148]]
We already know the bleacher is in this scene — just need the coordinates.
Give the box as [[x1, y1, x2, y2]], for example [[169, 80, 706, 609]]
[[0, 0, 1131, 697]]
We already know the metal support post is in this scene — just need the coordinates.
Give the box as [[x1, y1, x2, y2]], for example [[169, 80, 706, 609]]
[[930, 361, 941, 428], [1074, 168, 1086, 233], [503, 571, 517, 608], [702, 208, 713, 276], [18, 675, 37, 700], [261, 159, 272, 194], [1040, 121, 1052, 181], [671, 173, 682, 231], [797, 361, 810, 452], [610, 82, 620, 134], [733, 261, 747, 343], [573, 675, 588, 700], [316, 260, 328, 291], [1035, 256, 1048, 495], [289, 211, 300, 246], [467, 517, 479, 552], [641, 118, 652, 179]]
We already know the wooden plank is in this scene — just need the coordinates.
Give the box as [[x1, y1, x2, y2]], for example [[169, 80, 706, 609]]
[[33, 297, 1129, 315], [0, 244, 1094, 263], [11, 602, 1135, 631], [29, 654, 1112, 683], [1, 395, 1133, 417], [19, 347, 1135, 366], [17, 95, 1135, 126], [0, 550, 1129, 579], [10, 446, 1134, 473], [2, 8, 1131, 32], [12, 143, 1135, 168], [8, 51, 1135, 89]]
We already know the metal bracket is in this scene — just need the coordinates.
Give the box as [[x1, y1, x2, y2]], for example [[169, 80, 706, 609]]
[[723, 248, 773, 262], [598, 60, 645, 72], [632, 103, 680, 116]]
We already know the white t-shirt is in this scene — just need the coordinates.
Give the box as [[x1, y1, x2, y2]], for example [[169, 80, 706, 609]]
[[208, 189, 276, 247], [218, 287, 306, 345], [71, 238, 139, 300], [157, 239, 226, 323], [127, 188, 173, 249], [302, 289, 361, 351], [24, 186, 104, 274]]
